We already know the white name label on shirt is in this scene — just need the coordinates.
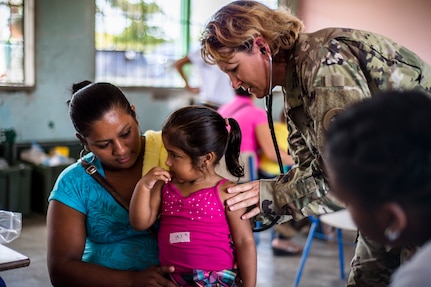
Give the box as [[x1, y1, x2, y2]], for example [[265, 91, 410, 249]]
[[169, 232, 191, 244]]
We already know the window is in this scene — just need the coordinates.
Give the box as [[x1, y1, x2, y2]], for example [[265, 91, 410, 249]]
[[0, 0, 35, 88], [95, 0, 185, 87], [95, 0, 278, 88]]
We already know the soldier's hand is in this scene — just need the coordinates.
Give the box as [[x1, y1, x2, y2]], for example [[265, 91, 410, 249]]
[[226, 180, 260, 219]]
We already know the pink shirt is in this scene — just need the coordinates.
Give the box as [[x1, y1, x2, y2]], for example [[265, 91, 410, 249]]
[[158, 179, 234, 274], [218, 96, 268, 167]]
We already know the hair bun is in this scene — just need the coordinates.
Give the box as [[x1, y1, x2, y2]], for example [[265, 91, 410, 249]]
[[72, 80, 93, 94]]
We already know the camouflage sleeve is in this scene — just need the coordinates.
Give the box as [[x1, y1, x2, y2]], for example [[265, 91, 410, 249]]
[[259, 39, 373, 221], [257, 32, 431, 222], [258, 121, 342, 222], [260, 125, 341, 221]]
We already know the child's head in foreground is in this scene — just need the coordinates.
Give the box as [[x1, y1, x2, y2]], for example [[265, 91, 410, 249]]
[[325, 90, 431, 247]]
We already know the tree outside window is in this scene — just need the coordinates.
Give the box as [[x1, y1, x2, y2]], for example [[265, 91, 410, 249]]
[[95, 0, 185, 87], [95, 0, 279, 88]]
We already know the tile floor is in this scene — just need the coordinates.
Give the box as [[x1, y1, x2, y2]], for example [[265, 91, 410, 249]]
[[0, 213, 356, 287]]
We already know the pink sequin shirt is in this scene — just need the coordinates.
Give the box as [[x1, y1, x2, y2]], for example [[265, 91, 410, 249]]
[[158, 179, 234, 274]]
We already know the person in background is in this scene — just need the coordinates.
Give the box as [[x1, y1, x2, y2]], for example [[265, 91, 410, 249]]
[[258, 110, 291, 179], [325, 90, 431, 287], [130, 106, 256, 287], [175, 48, 235, 110], [200, 1, 431, 285], [218, 87, 294, 171], [219, 87, 300, 255], [46, 81, 176, 287]]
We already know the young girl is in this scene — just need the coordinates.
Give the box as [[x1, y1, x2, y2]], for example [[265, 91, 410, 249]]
[[130, 106, 257, 287]]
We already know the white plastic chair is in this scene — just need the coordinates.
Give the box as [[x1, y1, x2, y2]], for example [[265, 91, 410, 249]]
[[216, 151, 257, 182]]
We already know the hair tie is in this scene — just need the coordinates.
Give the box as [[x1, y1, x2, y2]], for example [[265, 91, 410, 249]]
[[225, 117, 229, 127]]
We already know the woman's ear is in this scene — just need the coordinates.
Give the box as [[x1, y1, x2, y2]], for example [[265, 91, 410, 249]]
[[254, 36, 270, 54], [76, 133, 88, 149], [76, 133, 85, 144]]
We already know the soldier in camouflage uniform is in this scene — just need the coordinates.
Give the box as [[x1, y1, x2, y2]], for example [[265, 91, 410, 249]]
[[200, 1, 431, 286]]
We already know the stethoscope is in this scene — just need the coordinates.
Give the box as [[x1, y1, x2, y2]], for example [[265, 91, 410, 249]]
[[251, 51, 282, 232], [263, 53, 284, 173]]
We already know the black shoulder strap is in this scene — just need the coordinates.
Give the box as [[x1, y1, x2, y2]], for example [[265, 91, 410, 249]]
[[80, 158, 158, 238], [80, 159, 130, 210]]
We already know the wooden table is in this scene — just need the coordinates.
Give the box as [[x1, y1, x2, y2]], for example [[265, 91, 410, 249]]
[[0, 244, 30, 271]]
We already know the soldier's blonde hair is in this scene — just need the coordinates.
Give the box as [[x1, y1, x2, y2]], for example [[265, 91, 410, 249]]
[[201, 0, 304, 64]]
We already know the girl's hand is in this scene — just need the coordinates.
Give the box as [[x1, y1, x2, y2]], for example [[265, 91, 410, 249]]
[[226, 180, 261, 219], [142, 167, 171, 190]]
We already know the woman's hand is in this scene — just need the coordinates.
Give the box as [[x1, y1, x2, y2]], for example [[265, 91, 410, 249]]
[[134, 265, 177, 287], [226, 180, 261, 219]]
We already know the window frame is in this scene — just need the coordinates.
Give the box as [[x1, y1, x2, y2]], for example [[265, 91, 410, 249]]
[[22, 0, 35, 88], [0, 0, 35, 89]]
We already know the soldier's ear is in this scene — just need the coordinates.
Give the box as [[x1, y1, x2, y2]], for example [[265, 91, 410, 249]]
[[254, 36, 270, 55]]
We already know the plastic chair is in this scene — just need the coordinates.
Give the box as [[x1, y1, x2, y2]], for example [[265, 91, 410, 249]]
[[293, 209, 357, 287], [215, 152, 257, 182]]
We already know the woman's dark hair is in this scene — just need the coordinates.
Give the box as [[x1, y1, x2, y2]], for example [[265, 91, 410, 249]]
[[162, 105, 244, 178], [67, 81, 136, 137], [325, 90, 431, 211]]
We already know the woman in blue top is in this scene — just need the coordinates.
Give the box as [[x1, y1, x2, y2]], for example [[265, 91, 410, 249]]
[[46, 81, 176, 287]]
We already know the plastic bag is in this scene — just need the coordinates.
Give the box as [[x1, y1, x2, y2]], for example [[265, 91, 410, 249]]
[[20, 142, 49, 165], [0, 210, 22, 244]]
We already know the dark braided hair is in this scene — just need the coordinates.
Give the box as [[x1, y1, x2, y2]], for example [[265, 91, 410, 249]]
[[325, 90, 431, 214], [162, 105, 244, 178]]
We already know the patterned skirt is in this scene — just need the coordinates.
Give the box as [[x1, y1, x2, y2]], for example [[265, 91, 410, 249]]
[[170, 268, 239, 287]]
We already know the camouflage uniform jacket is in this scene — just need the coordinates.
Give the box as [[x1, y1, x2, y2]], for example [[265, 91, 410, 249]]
[[259, 27, 431, 223]]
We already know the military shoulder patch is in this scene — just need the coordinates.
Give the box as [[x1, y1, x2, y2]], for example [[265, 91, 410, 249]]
[[323, 108, 344, 130]]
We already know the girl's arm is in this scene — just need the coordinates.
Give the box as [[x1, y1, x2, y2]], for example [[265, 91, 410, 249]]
[[223, 186, 257, 287], [129, 167, 170, 230]]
